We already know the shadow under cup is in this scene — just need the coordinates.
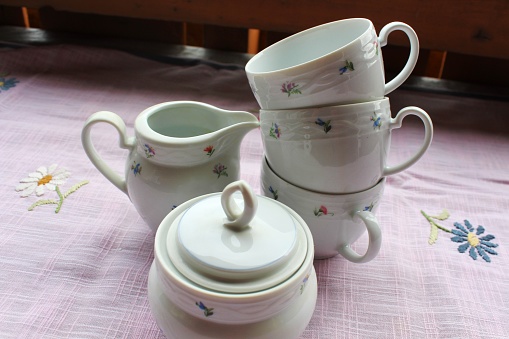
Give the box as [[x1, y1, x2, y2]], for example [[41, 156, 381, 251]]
[[260, 157, 384, 262]]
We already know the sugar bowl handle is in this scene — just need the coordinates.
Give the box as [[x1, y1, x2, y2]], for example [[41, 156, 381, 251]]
[[221, 180, 258, 230]]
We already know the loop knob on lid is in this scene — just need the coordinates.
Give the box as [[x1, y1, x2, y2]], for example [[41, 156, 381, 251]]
[[221, 180, 258, 230], [167, 180, 307, 293]]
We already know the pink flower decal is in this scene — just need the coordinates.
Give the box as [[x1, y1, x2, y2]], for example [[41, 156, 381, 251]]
[[204, 145, 215, 157], [281, 81, 302, 97], [314, 205, 334, 217]]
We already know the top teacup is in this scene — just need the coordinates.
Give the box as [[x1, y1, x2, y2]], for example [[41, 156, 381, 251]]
[[245, 18, 419, 110]]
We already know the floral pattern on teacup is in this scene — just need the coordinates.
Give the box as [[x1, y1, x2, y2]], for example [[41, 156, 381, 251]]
[[195, 301, 214, 317], [204, 145, 215, 157], [213, 163, 228, 178], [269, 123, 281, 139], [144, 144, 155, 158], [373, 40, 379, 56], [421, 209, 499, 263], [281, 81, 302, 97], [315, 118, 332, 134], [370, 112, 382, 130], [314, 205, 334, 217], [339, 60, 355, 75]]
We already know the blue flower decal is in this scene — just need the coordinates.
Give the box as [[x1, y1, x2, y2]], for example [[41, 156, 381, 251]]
[[268, 185, 278, 200], [370, 112, 382, 129], [451, 220, 498, 262], [269, 123, 281, 139], [196, 301, 214, 317], [131, 161, 142, 176], [363, 202, 375, 212], [315, 118, 332, 133], [339, 60, 354, 75]]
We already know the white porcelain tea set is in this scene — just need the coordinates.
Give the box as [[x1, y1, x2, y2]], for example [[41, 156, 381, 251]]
[[82, 18, 433, 339]]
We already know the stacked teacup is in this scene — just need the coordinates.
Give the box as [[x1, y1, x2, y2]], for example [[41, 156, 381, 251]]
[[246, 18, 433, 262]]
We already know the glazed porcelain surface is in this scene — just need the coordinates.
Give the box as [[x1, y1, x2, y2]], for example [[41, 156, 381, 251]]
[[245, 18, 419, 109], [261, 158, 385, 261], [148, 181, 316, 338], [81, 101, 259, 232], [260, 98, 433, 194]]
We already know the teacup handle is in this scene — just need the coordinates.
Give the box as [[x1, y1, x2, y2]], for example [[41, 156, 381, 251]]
[[382, 106, 433, 176], [81, 111, 136, 194], [378, 22, 419, 95], [337, 210, 382, 263]]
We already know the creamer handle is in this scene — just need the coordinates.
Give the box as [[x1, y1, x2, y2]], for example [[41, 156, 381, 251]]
[[81, 111, 136, 194]]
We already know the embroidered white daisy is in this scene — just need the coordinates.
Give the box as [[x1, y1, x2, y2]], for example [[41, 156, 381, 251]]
[[16, 164, 71, 197]]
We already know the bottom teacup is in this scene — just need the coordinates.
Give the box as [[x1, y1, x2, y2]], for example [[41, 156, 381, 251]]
[[261, 157, 384, 262]]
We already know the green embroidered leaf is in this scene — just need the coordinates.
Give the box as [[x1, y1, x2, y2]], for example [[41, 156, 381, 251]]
[[28, 199, 58, 211], [432, 209, 450, 221], [428, 223, 439, 245], [63, 180, 89, 198]]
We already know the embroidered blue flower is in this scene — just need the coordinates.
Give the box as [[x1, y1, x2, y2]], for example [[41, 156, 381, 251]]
[[450, 220, 498, 262], [0, 76, 19, 92]]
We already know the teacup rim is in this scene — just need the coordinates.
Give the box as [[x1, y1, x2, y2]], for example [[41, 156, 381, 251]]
[[245, 17, 374, 75], [262, 157, 386, 197], [260, 97, 390, 115]]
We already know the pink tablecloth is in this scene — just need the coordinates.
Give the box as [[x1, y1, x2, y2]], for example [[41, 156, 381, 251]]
[[1, 45, 508, 338]]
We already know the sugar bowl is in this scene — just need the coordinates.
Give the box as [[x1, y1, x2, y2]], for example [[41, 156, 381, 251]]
[[148, 180, 317, 338]]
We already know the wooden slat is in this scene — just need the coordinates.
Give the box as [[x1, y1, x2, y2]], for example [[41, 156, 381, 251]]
[[0, 0, 508, 59], [183, 22, 204, 47], [36, 7, 183, 44], [424, 51, 447, 78], [0, 5, 24, 25], [203, 25, 247, 52]]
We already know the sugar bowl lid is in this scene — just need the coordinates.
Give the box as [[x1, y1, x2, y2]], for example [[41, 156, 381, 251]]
[[165, 180, 308, 294]]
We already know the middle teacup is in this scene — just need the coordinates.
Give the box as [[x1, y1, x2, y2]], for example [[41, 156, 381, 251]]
[[260, 98, 433, 194]]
